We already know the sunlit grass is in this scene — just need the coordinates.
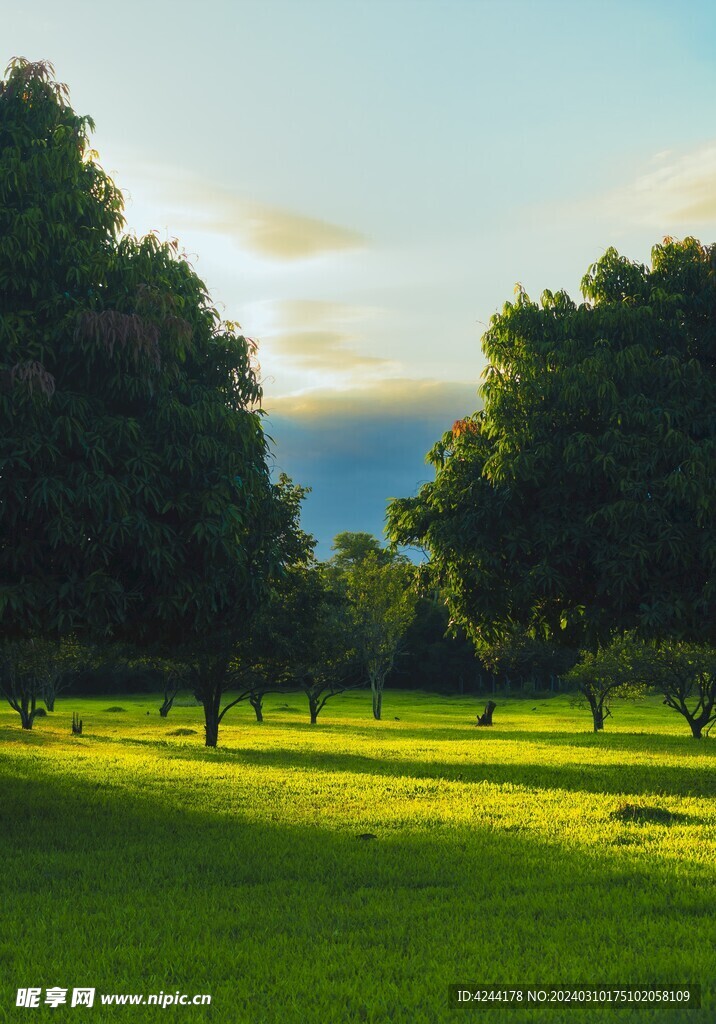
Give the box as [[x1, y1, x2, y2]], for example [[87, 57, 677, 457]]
[[0, 692, 714, 1022]]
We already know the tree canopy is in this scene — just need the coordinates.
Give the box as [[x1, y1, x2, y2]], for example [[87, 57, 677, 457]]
[[0, 58, 279, 651], [388, 238, 716, 650], [329, 531, 393, 570]]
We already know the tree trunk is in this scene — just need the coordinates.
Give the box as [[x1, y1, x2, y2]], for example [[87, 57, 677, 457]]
[[20, 703, 34, 729], [204, 703, 219, 747], [308, 697, 319, 725], [588, 698, 604, 732], [250, 694, 264, 723], [203, 684, 222, 748], [371, 684, 382, 721], [160, 685, 179, 718], [688, 717, 703, 739], [44, 693, 55, 712], [200, 655, 228, 747]]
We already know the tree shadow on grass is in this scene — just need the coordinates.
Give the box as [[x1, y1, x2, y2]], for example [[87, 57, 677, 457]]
[[253, 717, 715, 756], [159, 742, 716, 800], [0, 763, 714, 1023]]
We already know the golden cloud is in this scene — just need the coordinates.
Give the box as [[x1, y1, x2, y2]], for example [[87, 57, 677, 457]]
[[165, 179, 365, 260], [265, 378, 481, 422], [270, 299, 374, 331], [266, 330, 395, 373]]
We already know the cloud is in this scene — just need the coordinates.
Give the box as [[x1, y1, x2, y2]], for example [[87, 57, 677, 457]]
[[266, 377, 480, 424], [270, 299, 374, 331], [257, 298, 394, 377], [267, 330, 395, 373], [264, 378, 482, 554], [601, 143, 716, 227], [162, 177, 365, 260]]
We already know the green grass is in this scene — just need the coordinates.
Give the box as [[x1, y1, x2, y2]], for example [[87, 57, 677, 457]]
[[0, 691, 714, 1023]]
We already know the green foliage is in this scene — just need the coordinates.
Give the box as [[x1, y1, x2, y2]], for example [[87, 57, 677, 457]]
[[0, 58, 274, 650], [231, 561, 358, 724], [612, 636, 716, 739], [0, 634, 88, 723], [388, 238, 716, 649], [329, 531, 393, 570], [565, 634, 647, 732], [341, 548, 418, 718], [566, 634, 716, 738], [478, 626, 577, 690], [390, 596, 483, 694]]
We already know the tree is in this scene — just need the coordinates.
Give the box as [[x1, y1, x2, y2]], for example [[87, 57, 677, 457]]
[[129, 655, 189, 717], [619, 638, 716, 739], [300, 571, 358, 724], [232, 559, 357, 725], [388, 239, 716, 651], [0, 640, 46, 728], [188, 476, 315, 745], [564, 635, 646, 732], [37, 635, 84, 711], [0, 635, 86, 726], [329, 532, 392, 571], [0, 60, 293, 746], [343, 551, 417, 720]]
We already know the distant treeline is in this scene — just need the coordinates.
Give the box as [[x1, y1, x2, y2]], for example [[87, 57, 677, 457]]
[[67, 596, 569, 699]]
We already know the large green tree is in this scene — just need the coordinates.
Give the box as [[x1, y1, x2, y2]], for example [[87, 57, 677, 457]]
[[0, 59, 290, 743], [388, 238, 716, 650]]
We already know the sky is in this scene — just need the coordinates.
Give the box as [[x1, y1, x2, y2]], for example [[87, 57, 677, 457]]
[[7, 0, 716, 554]]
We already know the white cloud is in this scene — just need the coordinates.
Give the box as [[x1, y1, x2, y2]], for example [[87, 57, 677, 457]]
[[600, 142, 716, 227]]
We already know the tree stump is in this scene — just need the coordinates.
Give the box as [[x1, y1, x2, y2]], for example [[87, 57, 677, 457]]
[[476, 701, 496, 726]]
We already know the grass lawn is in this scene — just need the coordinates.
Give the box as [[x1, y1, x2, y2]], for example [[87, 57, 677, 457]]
[[0, 690, 714, 1023]]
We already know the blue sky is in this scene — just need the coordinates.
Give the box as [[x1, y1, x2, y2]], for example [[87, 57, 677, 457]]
[[8, 1, 716, 553]]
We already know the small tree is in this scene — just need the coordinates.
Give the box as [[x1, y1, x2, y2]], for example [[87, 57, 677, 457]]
[[0, 641, 47, 728], [565, 635, 645, 732], [216, 668, 295, 723], [344, 552, 418, 720], [39, 636, 84, 710], [231, 560, 357, 725], [156, 661, 191, 718], [302, 675, 352, 725], [628, 639, 716, 739]]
